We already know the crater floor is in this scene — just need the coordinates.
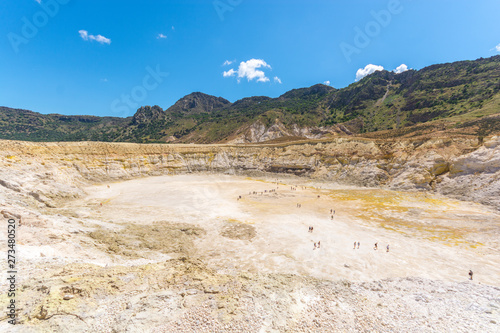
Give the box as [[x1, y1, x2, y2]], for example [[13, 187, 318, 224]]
[[3, 174, 500, 332], [68, 174, 500, 285]]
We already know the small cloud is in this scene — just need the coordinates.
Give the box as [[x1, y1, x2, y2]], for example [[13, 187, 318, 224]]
[[355, 64, 384, 81], [274, 76, 282, 84], [223, 58, 274, 83], [324, 80, 331, 86], [222, 60, 233, 66], [94, 35, 111, 44], [100, 78, 108, 82], [393, 64, 409, 74], [172, 26, 175, 30], [157, 33, 167, 39], [34, 0, 41, 3], [223, 69, 236, 77], [79, 30, 111, 44], [495, 43, 500, 52], [79, 30, 89, 40]]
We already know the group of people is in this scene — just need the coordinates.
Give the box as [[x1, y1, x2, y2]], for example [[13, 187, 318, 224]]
[[246, 188, 277, 198], [351, 241, 389, 252], [371, 242, 390, 252], [307, 226, 320, 250]]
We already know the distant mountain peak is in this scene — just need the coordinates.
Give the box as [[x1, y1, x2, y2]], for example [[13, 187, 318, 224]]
[[166, 92, 231, 115], [132, 105, 165, 124], [279, 83, 336, 100]]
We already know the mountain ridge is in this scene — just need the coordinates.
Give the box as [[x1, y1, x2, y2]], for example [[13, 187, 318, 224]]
[[1, 55, 499, 143]]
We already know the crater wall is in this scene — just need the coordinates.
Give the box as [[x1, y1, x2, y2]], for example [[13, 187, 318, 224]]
[[0, 136, 499, 209]]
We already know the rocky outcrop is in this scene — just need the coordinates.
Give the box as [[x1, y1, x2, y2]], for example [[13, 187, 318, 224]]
[[0, 136, 499, 210], [228, 119, 353, 143], [131, 105, 166, 124]]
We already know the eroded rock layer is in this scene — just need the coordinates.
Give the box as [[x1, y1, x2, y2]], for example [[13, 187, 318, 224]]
[[1, 136, 499, 210]]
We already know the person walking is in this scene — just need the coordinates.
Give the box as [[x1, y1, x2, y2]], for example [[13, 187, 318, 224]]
[[357, 241, 360, 249], [386, 244, 390, 252], [469, 270, 473, 280], [374, 242, 378, 250], [354, 241, 357, 249]]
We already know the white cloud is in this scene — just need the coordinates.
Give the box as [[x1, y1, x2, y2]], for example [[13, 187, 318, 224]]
[[79, 30, 89, 40], [274, 76, 282, 84], [223, 58, 273, 83], [355, 64, 384, 81], [223, 69, 236, 77], [238, 59, 271, 82], [495, 43, 500, 52], [94, 35, 111, 44], [78, 30, 111, 45], [324, 80, 331, 86], [393, 64, 409, 74], [157, 33, 167, 39], [34, 0, 41, 3], [172, 26, 175, 30], [222, 60, 233, 66], [100, 78, 108, 82]]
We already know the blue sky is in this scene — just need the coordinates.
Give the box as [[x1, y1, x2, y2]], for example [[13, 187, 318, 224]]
[[1, 0, 499, 117]]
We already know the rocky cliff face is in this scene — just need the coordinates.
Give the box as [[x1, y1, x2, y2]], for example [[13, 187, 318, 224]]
[[0, 136, 499, 210], [227, 120, 353, 143]]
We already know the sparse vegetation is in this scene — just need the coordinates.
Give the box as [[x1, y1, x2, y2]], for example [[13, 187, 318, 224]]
[[1, 56, 499, 143]]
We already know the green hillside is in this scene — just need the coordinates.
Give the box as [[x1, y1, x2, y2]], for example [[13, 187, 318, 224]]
[[1, 56, 499, 143]]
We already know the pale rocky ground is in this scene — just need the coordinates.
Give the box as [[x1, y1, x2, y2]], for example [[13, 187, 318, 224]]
[[0, 137, 499, 332]]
